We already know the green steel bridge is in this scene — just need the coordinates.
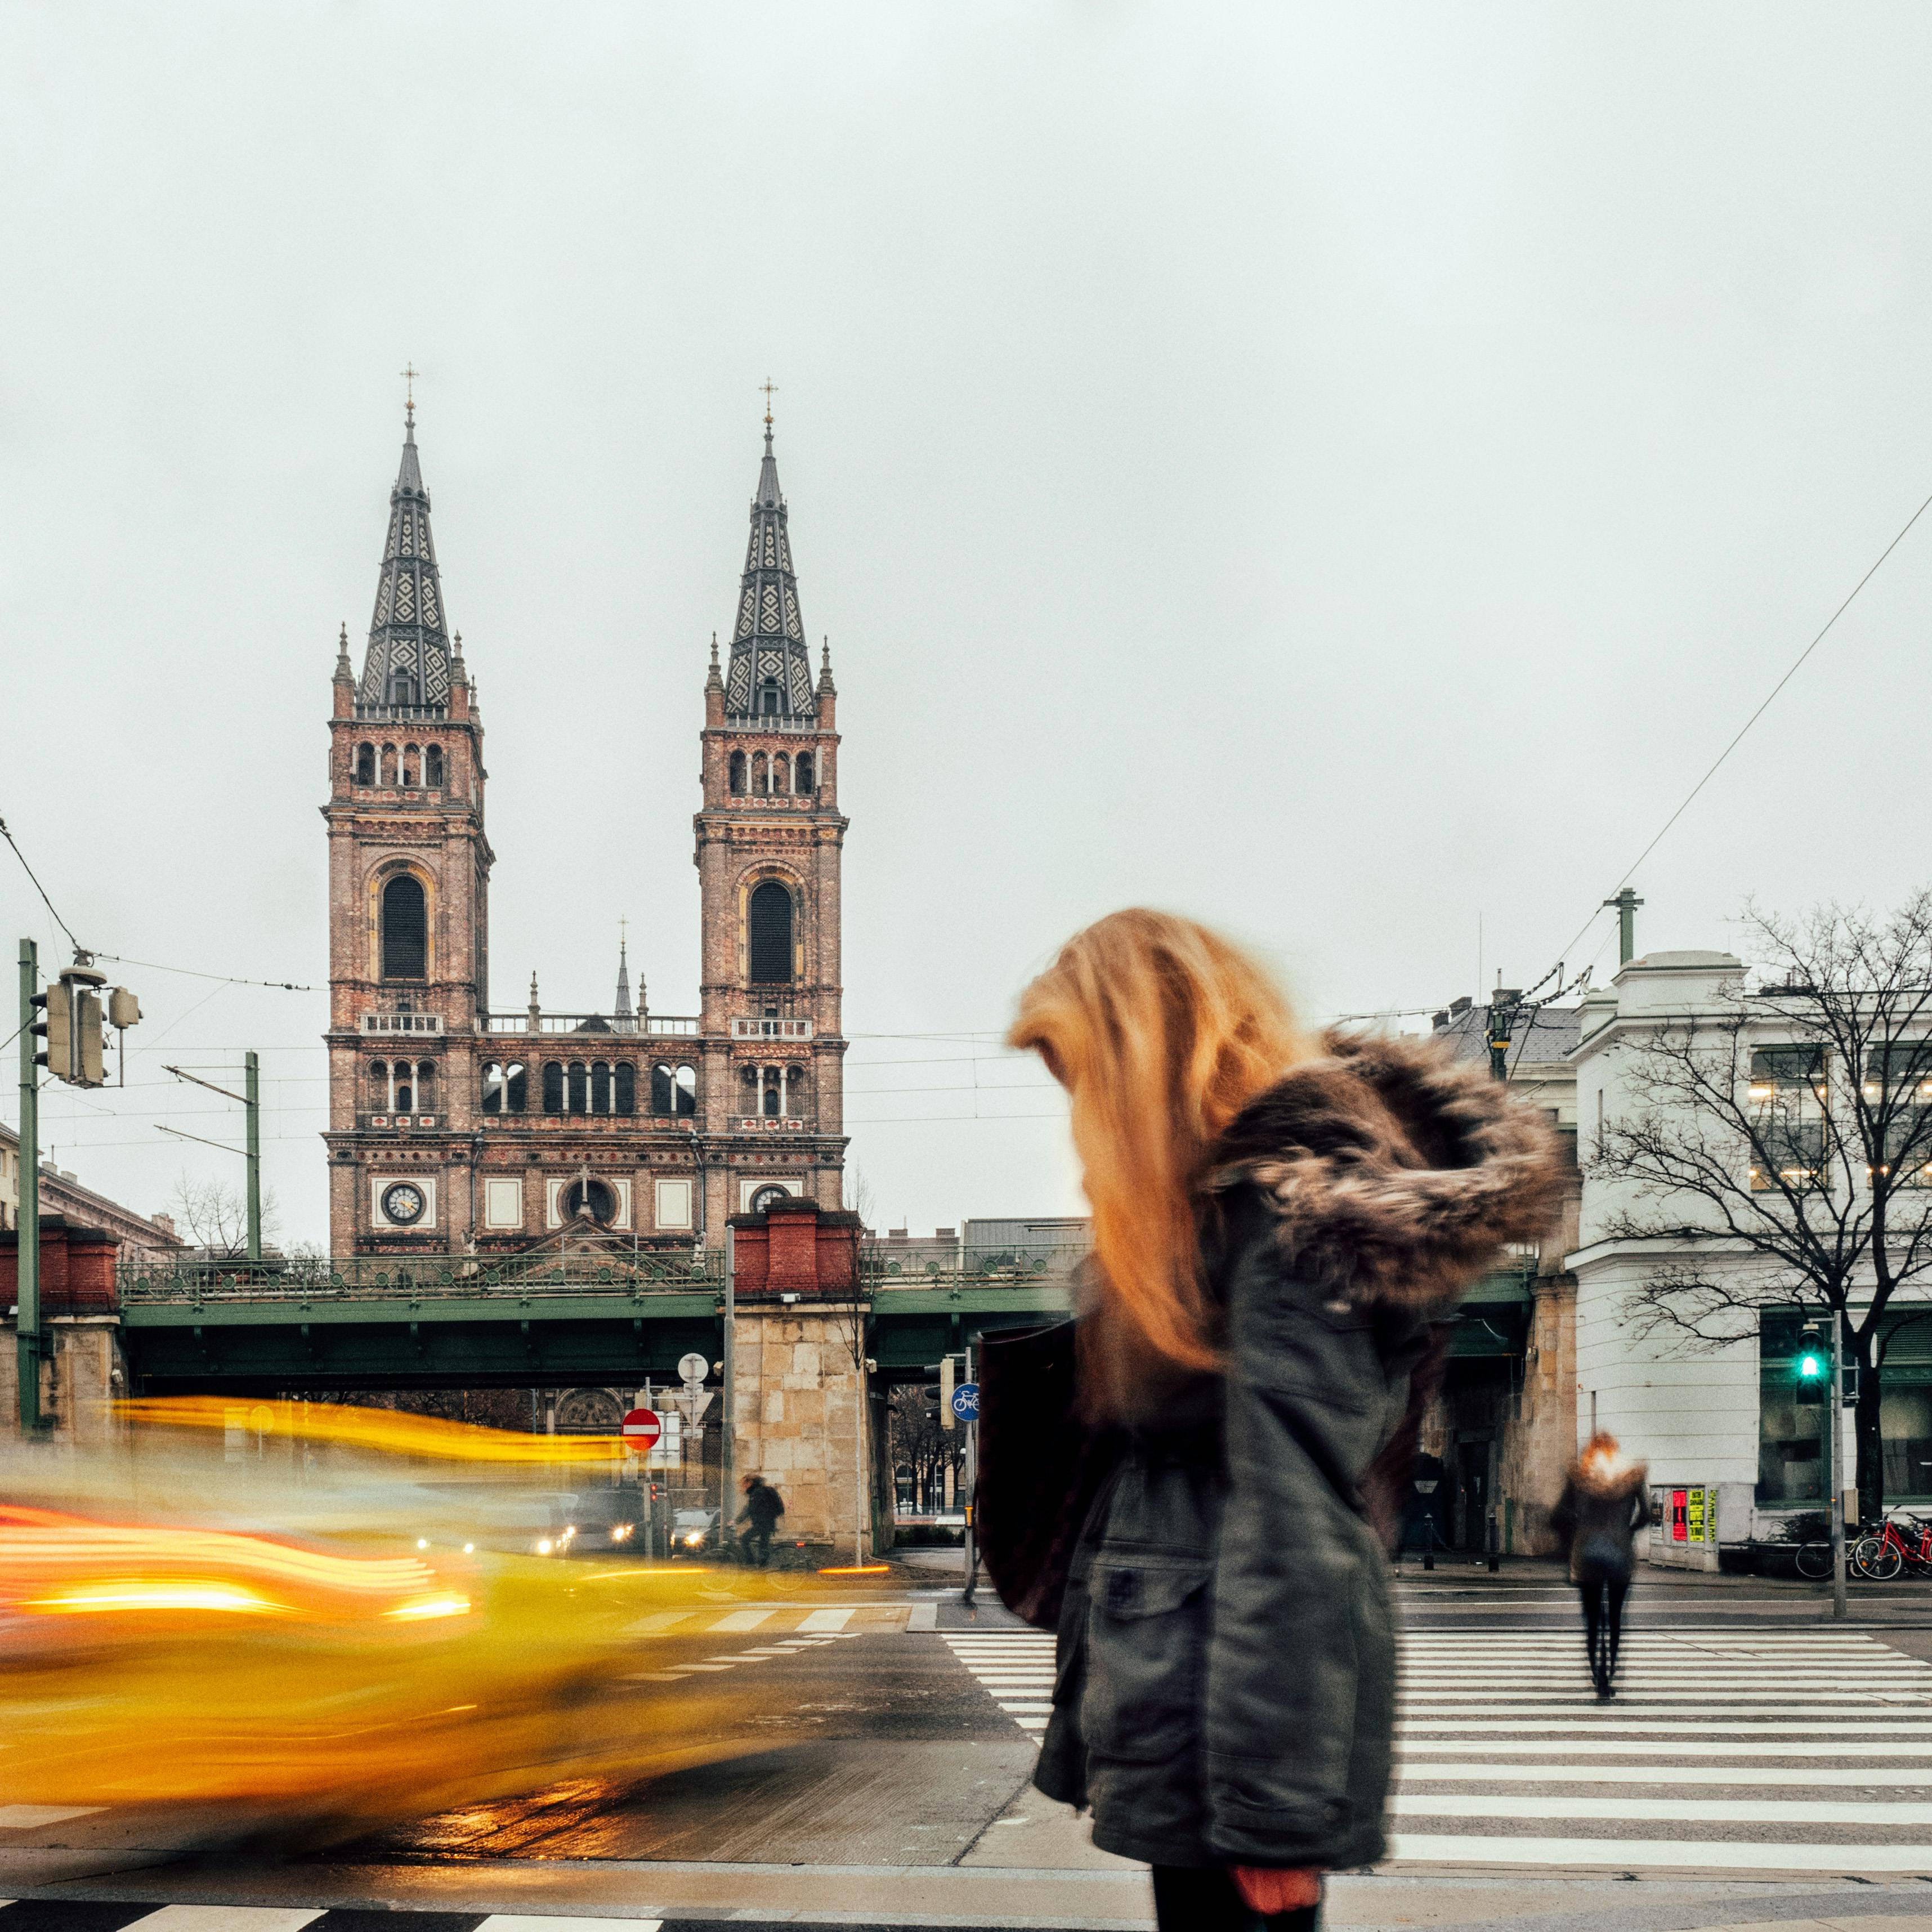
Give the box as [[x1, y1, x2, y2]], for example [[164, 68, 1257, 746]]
[[111, 1250, 1539, 1396]]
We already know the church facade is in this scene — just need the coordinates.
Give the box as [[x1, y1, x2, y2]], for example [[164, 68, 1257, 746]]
[[321, 406, 850, 1258]]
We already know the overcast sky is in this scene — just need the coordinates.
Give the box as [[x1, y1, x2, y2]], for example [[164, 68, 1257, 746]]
[[6, 5, 1932, 1245]]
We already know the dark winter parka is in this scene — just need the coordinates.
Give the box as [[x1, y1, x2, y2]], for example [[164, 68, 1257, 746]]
[[1033, 1030, 1563, 1871], [1549, 1455, 1648, 1585]]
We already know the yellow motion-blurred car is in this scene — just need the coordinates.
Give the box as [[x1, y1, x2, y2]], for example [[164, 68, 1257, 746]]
[[0, 1402, 763, 1835]]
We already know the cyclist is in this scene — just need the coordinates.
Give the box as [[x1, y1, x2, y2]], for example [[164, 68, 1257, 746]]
[[1551, 1433, 1649, 1700]]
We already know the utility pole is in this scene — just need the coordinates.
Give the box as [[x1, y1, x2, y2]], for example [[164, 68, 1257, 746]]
[[17, 938, 42, 1433], [160, 1057, 262, 1262], [1830, 1306, 1848, 1621], [1603, 887, 1645, 968], [721, 1222, 736, 1558]]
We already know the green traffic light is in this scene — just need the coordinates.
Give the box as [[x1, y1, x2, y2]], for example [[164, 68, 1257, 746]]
[[1798, 1352, 1823, 1379]]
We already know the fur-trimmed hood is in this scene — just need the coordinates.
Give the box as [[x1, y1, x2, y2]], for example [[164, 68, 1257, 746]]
[[1207, 1028, 1566, 1314]]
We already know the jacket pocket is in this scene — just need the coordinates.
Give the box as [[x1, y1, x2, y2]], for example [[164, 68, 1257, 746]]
[[1082, 1557, 1210, 1763]]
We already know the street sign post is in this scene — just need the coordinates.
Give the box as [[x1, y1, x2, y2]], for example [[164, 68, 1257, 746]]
[[621, 1407, 663, 1453], [951, 1381, 980, 1424]]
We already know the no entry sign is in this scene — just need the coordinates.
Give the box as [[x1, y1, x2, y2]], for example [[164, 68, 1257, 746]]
[[621, 1407, 663, 1451]]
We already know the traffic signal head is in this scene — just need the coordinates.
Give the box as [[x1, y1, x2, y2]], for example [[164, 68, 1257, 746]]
[[1795, 1331, 1826, 1405]]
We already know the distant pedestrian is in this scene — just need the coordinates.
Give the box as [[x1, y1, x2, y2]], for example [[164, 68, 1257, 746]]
[[1005, 910, 1563, 1931], [1551, 1433, 1648, 1699], [737, 1474, 784, 1568]]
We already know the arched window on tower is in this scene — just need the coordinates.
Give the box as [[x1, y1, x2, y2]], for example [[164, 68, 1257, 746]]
[[752, 753, 768, 795], [355, 743, 376, 786], [674, 1063, 697, 1116], [729, 751, 746, 795], [614, 1062, 636, 1115], [773, 753, 791, 795], [394, 1067, 414, 1113], [387, 667, 420, 706], [482, 1061, 527, 1113], [748, 880, 794, 985], [542, 1062, 564, 1113], [794, 752, 814, 794], [368, 1061, 389, 1113], [381, 874, 427, 980], [567, 1062, 588, 1115], [650, 1063, 674, 1115], [414, 1059, 435, 1115], [424, 744, 445, 788], [591, 1061, 611, 1113], [401, 743, 419, 788], [761, 677, 782, 715], [380, 744, 398, 786], [762, 1068, 780, 1117]]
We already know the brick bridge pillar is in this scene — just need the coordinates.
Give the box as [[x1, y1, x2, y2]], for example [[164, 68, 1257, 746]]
[[727, 1197, 875, 1557], [0, 1216, 127, 1444]]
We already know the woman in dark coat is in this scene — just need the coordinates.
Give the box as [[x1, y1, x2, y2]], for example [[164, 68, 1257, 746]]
[[1550, 1434, 1648, 1698], [1008, 911, 1563, 1932]]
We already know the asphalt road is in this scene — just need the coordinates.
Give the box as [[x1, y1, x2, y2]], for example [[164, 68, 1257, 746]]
[[15, 1571, 1932, 1929]]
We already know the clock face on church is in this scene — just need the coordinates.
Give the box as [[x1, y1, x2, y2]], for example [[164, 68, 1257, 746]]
[[381, 1181, 427, 1226]]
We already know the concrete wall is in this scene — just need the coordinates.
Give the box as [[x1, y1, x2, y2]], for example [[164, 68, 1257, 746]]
[[0, 1315, 127, 1447]]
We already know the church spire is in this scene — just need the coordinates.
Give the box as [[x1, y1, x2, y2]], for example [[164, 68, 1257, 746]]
[[723, 407, 815, 720], [614, 921, 634, 1026], [357, 404, 455, 715]]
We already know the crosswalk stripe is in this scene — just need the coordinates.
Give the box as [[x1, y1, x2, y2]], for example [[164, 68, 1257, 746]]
[[1391, 1791, 1932, 1823], [0, 1805, 104, 1829], [798, 1607, 854, 1631], [1386, 1833, 1932, 1871], [1400, 1719, 1932, 1734], [127, 1912, 325, 1932], [478, 1917, 664, 1932], [1398, 1763, 1932, 1787], [906, 1602, 938, 1630], [1399, 1737, 1932, 1755], [708, 1609, 776, 1631]]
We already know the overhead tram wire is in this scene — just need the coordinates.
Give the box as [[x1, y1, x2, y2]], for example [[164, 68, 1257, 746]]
[[0, 813, 83, 954], [1508, 471, 1932, 1044]]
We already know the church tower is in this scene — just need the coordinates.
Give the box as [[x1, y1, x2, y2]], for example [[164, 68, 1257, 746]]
[[695, 410, 849, 1231], [322, 401, 493, 1251]]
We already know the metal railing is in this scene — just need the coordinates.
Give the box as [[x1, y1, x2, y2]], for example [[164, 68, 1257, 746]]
[[723, 714, 820, 734], [482, 1014, 701, 1037], [118, 1249, 726, 1305]]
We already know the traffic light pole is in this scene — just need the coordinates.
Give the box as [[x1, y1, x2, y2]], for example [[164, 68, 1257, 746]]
[[1831, 1308, 1848, 1620], [244, 1049, 261, 1264], [16, 938, 41, 1433]]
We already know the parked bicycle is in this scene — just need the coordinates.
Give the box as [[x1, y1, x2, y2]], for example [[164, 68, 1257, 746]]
[[1794, 1539, 1834, 1580], [1852, 1513, 1932, 1581]]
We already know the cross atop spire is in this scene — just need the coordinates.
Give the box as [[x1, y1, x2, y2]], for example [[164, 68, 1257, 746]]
[[356, 402, 454, 715], [614, 919, 634, 1024], [761, 377, 778, 428], [401, 363, 419, 422], [722, 414, 815, 719]]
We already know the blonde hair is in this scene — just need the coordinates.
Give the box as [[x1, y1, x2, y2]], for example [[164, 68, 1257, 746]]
[[1009, 910, 1312, 1408]]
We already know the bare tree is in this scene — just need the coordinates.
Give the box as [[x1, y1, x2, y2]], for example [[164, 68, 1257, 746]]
[[889, 1382, 964, 1511], [170, 1171, 281, 1258], [1591, 893, 1932, 1520]]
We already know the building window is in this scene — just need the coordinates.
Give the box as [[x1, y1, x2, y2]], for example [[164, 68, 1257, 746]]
[[567, 1062, 588, 1114], [387, 668, 419, 706], [1748, 1046, 1827, 1192], [482, 1061, 527, 1114], [542, 1061, 564, 1113], [614, 1062, 636, 1115], [749, 1183, 789, 1213], [1867, 1041, 1932, 1186], [355, 743, 375, 785], [591, 1060, 611, 1113], [748, 880, 793, 985], [424, 744, 445, 788], [561, 1177, 618, 1225], [414, 1059, 435, 1112], [761, 677, 781, 715], [795, 752, 813, 793], [773, 752, 790, 795], [402, 743, 419, 788], [381, 874, 427, 980], [752, 752, 768, 795], [730, 751, 747, 795], [381, 743, 397, 786], [368, 1059, 389, 1112]]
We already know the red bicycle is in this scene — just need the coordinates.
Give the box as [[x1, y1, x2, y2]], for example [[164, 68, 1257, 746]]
[[1852, 1513, 1932, 1580]]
